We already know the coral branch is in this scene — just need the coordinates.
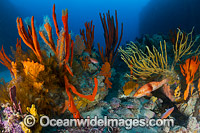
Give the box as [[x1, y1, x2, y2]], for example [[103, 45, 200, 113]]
[[62, 9, 70, 63], [39, 23, 57, 55], [16, 17, 43, 62], [119, 41, 170, 80], [69, 78, 98, 101], [52, 4, 60, 38], [0, 45, 13, 75], [180, 56, 200, 100], [62, 76, 98, 118], [70, 40, 74, 67], [80, 21, 95, 55], [99, 10, 123, 65], [16, 38, 22, 54]]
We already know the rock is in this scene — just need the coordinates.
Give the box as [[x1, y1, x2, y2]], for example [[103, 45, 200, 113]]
[[110, 98, 121, 109], [187, 116, 199, 132], [115, 108, 134, 118], [169, 126, 187, 133], [97, 75, 105, 87], [143, 101, 156, 110], [82, 107, 104, 119], [162, 125, 170, 133], [180, 92, 198, 116], [107, 113, 120, 119], [140, 109, 155, 119], [88, 63, 98, 74], [128, 98, 141, 107], [121, 101, 138, 109]]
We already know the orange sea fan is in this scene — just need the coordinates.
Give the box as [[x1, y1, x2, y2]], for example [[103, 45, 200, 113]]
[[180, 56, 200, 100], [99, 62, 112, 88], [22, 59, 45, 80]]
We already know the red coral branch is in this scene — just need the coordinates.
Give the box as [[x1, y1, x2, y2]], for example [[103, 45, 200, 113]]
[[52, 4, 60, 39], [98, 10, 123, 66], [0, 45, 14, 76], [80, 21, 95, 55], [16, 17, 43, 62], [16, 38, 22, 54], [62, 76, 98, 118]]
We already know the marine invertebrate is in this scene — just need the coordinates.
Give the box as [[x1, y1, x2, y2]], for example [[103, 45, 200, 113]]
[[98, 10, 123, 65], [120, 28, 199, 81], [0, 104, 23, 133], [99, 62, 112, 88], [61, 75, 98, 118], [0, 45, 13, 76], [20, 104, 43, 133], [16, 38, 22, 54], [80, 56, 90, 70], [16, 16, 43, 63], [120, 41, 169, 80], [172, 28, 200, 68], [180, 56, 200, 100], [3, 4, 99, 119], [123, 81, 138, 96], [22, 59, 45, 80], [198, 79, 200, 96], [169, 27, 186, 50], [80, 21, 94, 55], [73, 35, 85, 56]]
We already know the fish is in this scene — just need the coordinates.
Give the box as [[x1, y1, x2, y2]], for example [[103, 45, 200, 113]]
[[133, 78, 169, 98], [161, 107, 174, 119], [89, 57, 98, 64]]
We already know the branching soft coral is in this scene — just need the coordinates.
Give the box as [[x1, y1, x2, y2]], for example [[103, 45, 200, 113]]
[[120, 28, 200, 80], [180, 56, 200, 100], [12, 4, 98, 118], [119, 41, 170, 80]]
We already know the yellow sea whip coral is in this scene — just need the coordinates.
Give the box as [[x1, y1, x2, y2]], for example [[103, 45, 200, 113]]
[[119, 28, 200, 80], [119, 41, 169, 80]]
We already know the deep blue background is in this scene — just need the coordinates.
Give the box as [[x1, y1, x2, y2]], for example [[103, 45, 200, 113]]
[[1, 0, 200, 75]]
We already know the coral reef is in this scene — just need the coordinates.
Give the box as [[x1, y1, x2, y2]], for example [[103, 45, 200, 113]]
[[80, 21, 94, 55], [0, 4, 105, 120], [98, 10, 123, 66], [0, 2, 200, 133]]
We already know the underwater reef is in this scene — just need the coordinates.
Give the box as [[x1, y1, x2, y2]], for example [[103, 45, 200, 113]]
[[0, 4, 200, 133]]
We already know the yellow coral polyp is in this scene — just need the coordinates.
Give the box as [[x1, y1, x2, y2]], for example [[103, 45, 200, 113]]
[[22, 59, 45, 80]]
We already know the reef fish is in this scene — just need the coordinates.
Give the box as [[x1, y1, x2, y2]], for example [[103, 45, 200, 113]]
[[161, 107, 174, 119], [133, 78, 169, 98], [89, 57, 98, 64]]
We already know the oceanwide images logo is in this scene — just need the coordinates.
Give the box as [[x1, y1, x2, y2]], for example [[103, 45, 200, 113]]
[[23, 115, 174, 130], [23, 115, 36, 128]]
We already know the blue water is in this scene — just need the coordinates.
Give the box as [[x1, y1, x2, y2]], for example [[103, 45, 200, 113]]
[[1, 0, 200, 78]]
